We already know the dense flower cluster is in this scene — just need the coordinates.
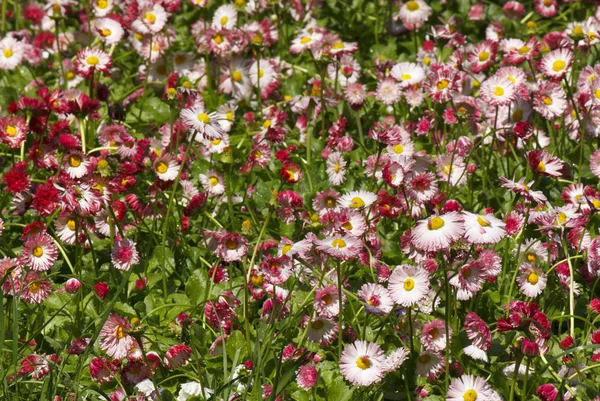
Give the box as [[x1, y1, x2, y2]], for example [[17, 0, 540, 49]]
[[2, 0, 600, 400]]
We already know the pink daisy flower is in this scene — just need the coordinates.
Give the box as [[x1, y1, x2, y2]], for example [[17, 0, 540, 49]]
[[358, 283, 394, 315], [388, 265, 430, 307], [339, 341, 386, 387], [99, 313, 134, 359], [111, 239, 140, 271], [411, 212, 465, 252], [462, 211, 506, 244], [23, 233, 58, 272]]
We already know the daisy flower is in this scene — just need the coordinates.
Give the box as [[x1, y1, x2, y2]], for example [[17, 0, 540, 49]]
[[425, 65, 462, 103], [527, 149, 565, 178], [313, 189, 341, 215], [421, 319, 451, 353], [290, 29, 323, 54], [56, 215, 78, 245], [75, 47, 111, 78], [388, 265, 430, 307], [212, 4, 237, 30], [63, 151, 90, 179], [411, 212, 465, 252], [23, 233, 58, 271], [93, 18, 124, 45], [296, 364, 318, 390], [345, 83, 367, 109], [540, 48, 573, 81], [0, 116, 28, 148], [315, 235, 362, 260], [468, 40, 497, 73], [462, 211, 506, 245], [217, 232, 248, 262], [406, 172, 439, 203], [383, 347, 409, 373], [219, 57, 252, 99], [111, 239, 139, 271], [200, 169, 225, 196], [499, 176, 547, 203], [415, 351, 445, 379], [358, 283, 394, 315], [99, 313, 134, 359], [154, 155, 180, 181], [92, 0, 113, 17], [480, 75, 516, 106], [326, 152, 347, 186], [132, 3, 168, 34], [397, 0, 432, 30], [436, 155, 467, 186], [314, 285, 344, 317], [180, 103, 224, 139], [390, 62, 425, 87], [533, 82, 567, 120], [339, 341, 386, 387], [375, 78, 401, 105], [305, 316, 337, 344], [517, 262, 547, 297], [447, 374, 493, 401], [339, 190, 377, 209], [20, 272, 52, 304], [0, 37, 24, 70]]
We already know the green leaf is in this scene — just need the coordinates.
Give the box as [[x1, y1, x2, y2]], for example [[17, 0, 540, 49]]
[[185, 269, 208, 304]]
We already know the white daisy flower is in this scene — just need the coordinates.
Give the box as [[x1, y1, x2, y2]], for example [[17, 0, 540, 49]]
[[92, 0, 114, 17], [462, 211, 506, 245], [388, 265, 429, 307], [63, 151, 90, 179], [447, 374, 493, 401], [411, 212, 465, 252], [340, 341, 386, 387], [0, 37, 25, 70], [339, 190, 378, 209], [212, 4, 237, 30], [154, 155, 180, 181], [180, 103, 224, 140], [390, 62, 426, 87], [516, 262, 547, 297], [200, 169, 226, 196], [358, 283, 394, 315], [93, 18, 124, 45]]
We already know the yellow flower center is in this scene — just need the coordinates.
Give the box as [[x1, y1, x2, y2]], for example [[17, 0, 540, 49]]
[[430, 328, 439, 339], [537, 161, 546, 172], [325, 198, 336, 208], [226, 239, 238, 249], [332, 238, 347, 249], [419, 354, 431, 364], [543, 96, 553, 105], [572, 26, 583, 36], [406, 1, 420, 11], [311, 320, 324, 330], [135, 32, 144, 41], [67, 219, 76, 230], [334, 163, 341, 173], [424, 57, 431, 66], [115, 326, 125, 339], [463, 390, 478, 401], [512, 109, 523, 122], [403, 278, 415, 291], [220, 16, 228, 25], [527, 272, 539, 285], [156, 161, 168, 174], [332, 42, 344, 49], [101, 29, 112, 37], [518, 46, 530, 55], [6, 126, 17, 136], [251, 275, 263, 285], [69, 154, 82, 168], [594, 89, 600, 100], [282, 244, 292, 255], [251, 34, 263, 44], [97, 0, 108, 9], [342, 221, 352, 231], [145, 13, 156, 23], [401, 73, 412, 81], [86, 56, 99, 65], [356, 356, 371, 370], [98, 159, 108, 168], [477, 216, 490, 227], [557, 211, 567, 224], [197, 113, 210, 124], [263, 119, 272, 128], [478, 51, 490, 62], [232, 70, 242, 82], [552, 60, 565, 72], [350, 197, 365, 208], [214, 34, 223, 44], [4, 48, 13, 58], [428, 217, 445, 230], [29, 282, 41, 293], [209, 177, 219, 186], [322, 294, 332, 305], [258, 69, 265, 78], [393, 144, 404, 154], [492, 86, 504, 97], [436, 79, 449, 90], [593, 199, 600, 208], [543, 0, 552, 6], [32, 246, 44, 258], [526, 253, 537, 262], [226, 112, 233, 121], [300, 37, 312, 44], [66, 71, 76, 80]]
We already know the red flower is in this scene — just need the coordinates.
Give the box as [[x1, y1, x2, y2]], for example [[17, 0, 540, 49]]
[[94, 282, 110, 300], [280, 162, 302, 183], [3, 163, 30, 194], [32, 181, 60, 216]]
